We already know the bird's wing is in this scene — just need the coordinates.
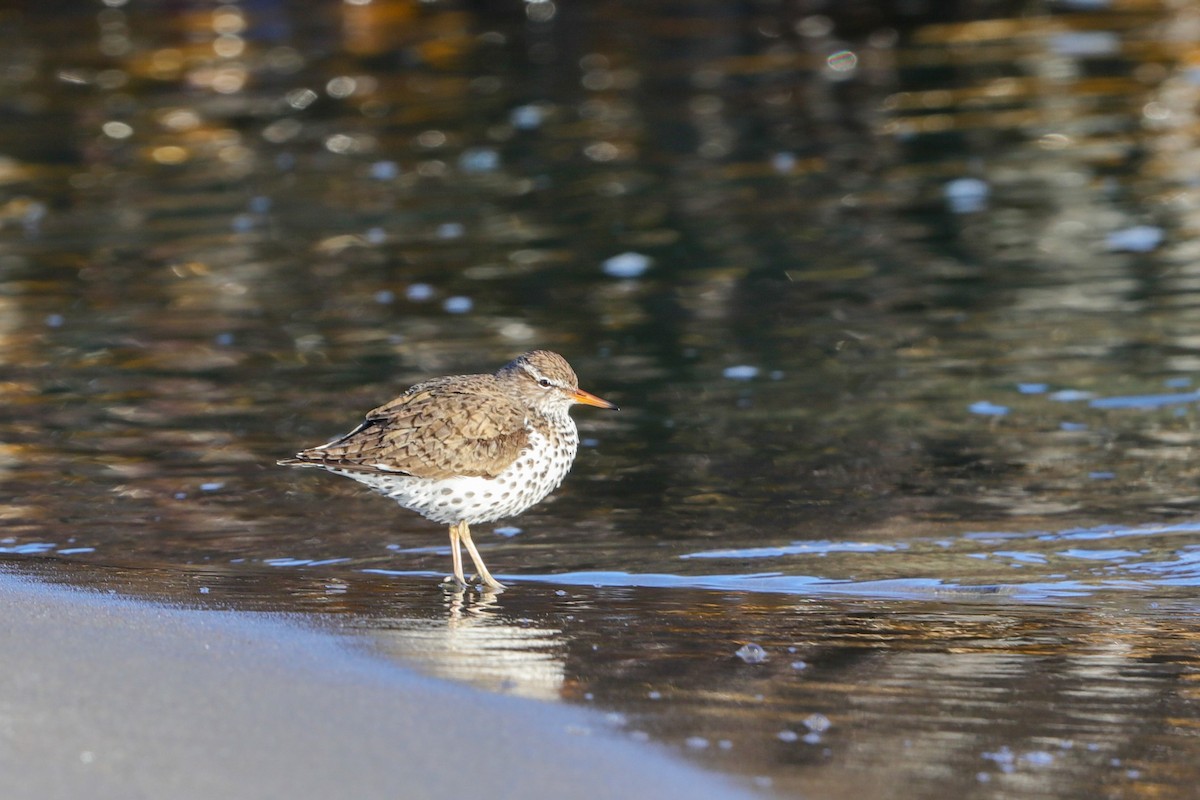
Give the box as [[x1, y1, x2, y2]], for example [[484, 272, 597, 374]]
[[284, 375, 529, 480]]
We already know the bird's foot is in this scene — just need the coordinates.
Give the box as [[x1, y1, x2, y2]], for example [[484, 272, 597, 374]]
[[441, 575, 469, 591], [464, 573, 507, 592]]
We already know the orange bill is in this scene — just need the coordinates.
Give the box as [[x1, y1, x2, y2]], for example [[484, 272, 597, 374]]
[[572, 388, 619, 410]]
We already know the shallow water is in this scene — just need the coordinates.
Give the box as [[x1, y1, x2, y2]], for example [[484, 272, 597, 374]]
[[4, 1, 1200, 797]]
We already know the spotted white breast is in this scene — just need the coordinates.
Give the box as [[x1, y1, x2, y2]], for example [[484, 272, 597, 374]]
[[332, 419, 580, 526]]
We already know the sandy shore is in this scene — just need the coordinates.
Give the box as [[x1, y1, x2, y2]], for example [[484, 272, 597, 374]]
[[0, 570, 751, 800]]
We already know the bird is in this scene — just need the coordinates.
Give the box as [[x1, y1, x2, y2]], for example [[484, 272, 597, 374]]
[[278, 350, 618, 590]]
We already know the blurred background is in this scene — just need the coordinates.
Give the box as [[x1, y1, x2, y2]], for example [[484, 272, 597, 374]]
[[4, 0, 1200, 797]]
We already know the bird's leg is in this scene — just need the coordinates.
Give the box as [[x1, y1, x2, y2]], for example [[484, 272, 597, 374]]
[[459, 522, 506, 590], [447, 521, 467, 588]]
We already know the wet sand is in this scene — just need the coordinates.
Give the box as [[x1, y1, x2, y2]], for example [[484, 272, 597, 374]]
[[0, 571, 751, 800]]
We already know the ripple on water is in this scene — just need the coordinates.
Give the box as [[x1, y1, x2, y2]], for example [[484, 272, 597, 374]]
[[734, 643, 768, 664], [1088, 391, 1200, 409], [680, 540, 904, 559]]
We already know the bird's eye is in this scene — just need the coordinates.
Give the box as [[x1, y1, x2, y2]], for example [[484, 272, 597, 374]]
[[538, 378, 552, 388]]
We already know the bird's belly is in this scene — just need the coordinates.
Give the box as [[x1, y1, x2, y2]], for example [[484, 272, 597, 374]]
[[340, 429, 578, 525]]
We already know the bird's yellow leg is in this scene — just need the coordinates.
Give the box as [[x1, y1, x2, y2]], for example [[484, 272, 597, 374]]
[[448, 522, 467, 588], [459, 522, 506, 590]]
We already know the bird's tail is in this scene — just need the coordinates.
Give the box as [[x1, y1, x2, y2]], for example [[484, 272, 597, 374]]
[[277, 455, 317, 467]]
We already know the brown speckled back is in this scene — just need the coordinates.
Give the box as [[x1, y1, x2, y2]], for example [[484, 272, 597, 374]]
[[283, 373, 531, 479]]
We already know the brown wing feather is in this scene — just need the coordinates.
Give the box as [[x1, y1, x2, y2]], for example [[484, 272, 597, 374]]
[[282, 375, 529, 480]]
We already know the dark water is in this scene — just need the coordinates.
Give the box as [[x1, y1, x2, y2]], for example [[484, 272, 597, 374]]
[[4, 0, 1200, 796]]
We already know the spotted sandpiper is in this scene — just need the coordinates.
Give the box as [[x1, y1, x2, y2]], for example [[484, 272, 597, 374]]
[[279, 350, 618, 590]]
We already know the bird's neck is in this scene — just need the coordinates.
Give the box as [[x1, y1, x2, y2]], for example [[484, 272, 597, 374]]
[[531, 405, 576, 430]]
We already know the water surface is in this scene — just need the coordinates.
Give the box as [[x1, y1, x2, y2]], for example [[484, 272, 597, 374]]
[[4, 1, 1200, 797]]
